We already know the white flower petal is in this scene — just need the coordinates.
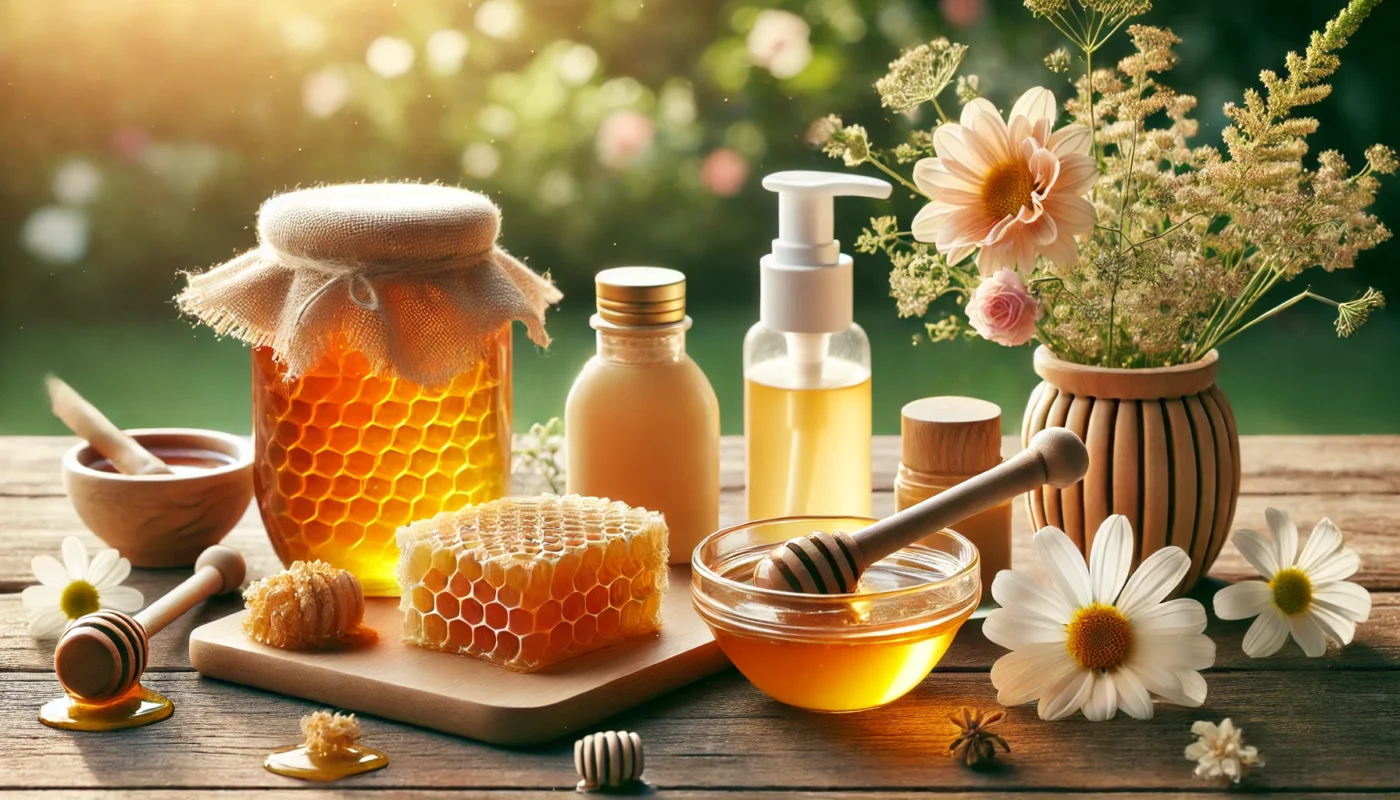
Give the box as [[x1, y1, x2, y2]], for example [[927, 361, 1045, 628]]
[[1213, 580, 1272, 620], [1230, 528, 1280, 579], [1307, 547, 1360, 583], [1112, 667, 1155, 719], [1082, 671, 1118, 722], [99, 585, 145, 613], [931, 126, 991, 177], [1009, 86, 1057, 128], [1128, 658, 1190, 706], [1038, 668, 1093, 721], [991, 644, 1077, 706], [1311, 580, 1371, 622], [62, 536, 90, 579], [1309, 604, 1357, 647], [32, 555, 72, 588], [1242, 608, 1290, 658], [990, 569, 1074, 624], [1297, 517, 1343, 574], [1288, 613, 1328, 657], [1170, 668, 1208, 707], [959, 97, 1003, 131], [983, 608, 1069, 648], [28, 609, 69, 639], [1089, 515, 1133, 605], [1117, 546, 1190, 619], [1034, 526, 1092, 609], [86, 549, 123, 589], [1131, 597, 1207, 635], [1048, 124, 1091, 157], [21, 584, 61, 611], [1266, 508, 1299, 569], [1138, 632, 1216, 671]]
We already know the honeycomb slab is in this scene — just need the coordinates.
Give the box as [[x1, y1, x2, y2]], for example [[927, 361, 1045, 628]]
[[396, 495, 669, 672]]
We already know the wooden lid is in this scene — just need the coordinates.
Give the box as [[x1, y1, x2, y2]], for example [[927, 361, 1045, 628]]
[[900, 396, 1002, 476]]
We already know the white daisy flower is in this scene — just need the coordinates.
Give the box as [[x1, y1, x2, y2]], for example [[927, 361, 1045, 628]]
[[1185, 718, 1263, 784], [1213, 508, 1371, 657], [985, 515, 1215, 721], [21, 537, 144, 639]]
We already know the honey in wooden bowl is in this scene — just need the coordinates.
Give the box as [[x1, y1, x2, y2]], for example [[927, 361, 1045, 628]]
[[691, 517, 980, 712]]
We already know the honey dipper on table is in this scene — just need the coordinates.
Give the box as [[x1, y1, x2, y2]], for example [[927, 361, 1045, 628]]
[[753, 427, 1089, 594], [41, 545, 245, 731]]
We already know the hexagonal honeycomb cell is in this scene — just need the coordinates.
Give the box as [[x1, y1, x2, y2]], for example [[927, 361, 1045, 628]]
[[397, 495, 669, 672], [252, 329, 511, 597]]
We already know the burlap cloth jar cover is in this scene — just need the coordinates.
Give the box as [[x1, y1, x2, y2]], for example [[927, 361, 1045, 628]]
[[178, 183, 562, 594]]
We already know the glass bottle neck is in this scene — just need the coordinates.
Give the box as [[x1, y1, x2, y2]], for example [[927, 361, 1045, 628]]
[[592, 315, 690, 365]]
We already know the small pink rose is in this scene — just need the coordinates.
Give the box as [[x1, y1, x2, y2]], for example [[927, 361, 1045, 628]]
[[966, 268, 1041, 346]]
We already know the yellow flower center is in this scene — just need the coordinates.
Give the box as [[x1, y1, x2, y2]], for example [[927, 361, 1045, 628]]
[[60, 580, 100, 619], [981, 162, 1035, 220], [1270, 567, 1312, 616], [1065, 604, 1133, 670]]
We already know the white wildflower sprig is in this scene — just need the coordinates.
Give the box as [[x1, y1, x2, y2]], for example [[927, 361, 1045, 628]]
[[1186, 718, 1264, 784], [511, 417, 565, 494]]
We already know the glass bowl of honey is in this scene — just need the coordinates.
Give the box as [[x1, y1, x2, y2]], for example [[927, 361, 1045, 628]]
[[691, 516, 980, 713]]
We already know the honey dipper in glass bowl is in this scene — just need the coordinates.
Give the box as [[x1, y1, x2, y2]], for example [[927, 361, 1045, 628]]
[[753, 427, 1089, 594]]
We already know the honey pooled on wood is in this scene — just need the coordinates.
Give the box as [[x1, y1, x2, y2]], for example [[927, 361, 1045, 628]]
[[243, 560, 378, 649], [397, 494, 668, 673], [265, 710, 389, 782]]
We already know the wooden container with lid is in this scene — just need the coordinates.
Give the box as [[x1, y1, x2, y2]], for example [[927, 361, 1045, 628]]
[[895, 397, 1011, 600]]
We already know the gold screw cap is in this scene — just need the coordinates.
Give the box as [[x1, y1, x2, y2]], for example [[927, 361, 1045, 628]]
[[595, 267, 686, 326]]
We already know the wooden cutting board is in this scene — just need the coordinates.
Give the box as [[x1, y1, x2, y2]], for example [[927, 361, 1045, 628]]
[[189, 566, 728, 745]]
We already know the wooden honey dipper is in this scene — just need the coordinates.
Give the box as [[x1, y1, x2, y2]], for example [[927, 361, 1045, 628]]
[[753, 427, 1090, 594], [54, 545, 245, 703]]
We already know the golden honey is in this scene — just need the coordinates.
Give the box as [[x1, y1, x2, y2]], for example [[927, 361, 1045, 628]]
[[252, 327, 511, 597], [38, 684, 173, 731], [397, 495, 669, 672], [265, 710, 389, 782], [692, 517, 980, 713]]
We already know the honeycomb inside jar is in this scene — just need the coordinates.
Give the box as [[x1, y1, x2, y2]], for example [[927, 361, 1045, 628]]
[[397, 495, 669, 673], [252, 326, 511, 596]]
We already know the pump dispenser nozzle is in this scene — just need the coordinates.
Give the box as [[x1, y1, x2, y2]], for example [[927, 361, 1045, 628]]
[[764, 171, 893, 268]]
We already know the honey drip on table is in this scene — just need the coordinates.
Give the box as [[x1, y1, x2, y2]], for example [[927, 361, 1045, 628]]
[[266, 710, 388, 782], [264, 745, 390, 782], [38, 684, 173, 731]]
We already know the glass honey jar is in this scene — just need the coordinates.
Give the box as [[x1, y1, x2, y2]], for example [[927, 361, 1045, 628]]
[[179, 183, 560, 595], [252, 327, 512, 596]]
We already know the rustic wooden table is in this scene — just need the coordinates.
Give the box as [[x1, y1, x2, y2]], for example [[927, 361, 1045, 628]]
[[2, 435, 1397, 798]]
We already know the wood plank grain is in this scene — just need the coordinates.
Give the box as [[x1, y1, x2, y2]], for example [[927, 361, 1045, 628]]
[[1, 793, 1390, 800], [0, 670, 1395, 791], [6, 489, 1399, 593], [8, 434, 1397, 498], [6, 591, 1397, 674]]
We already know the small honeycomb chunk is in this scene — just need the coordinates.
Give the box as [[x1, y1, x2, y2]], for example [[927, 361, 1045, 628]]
[[243, 560, 378, 649], [301, 711, 362, 758], [397, 494, 669, 672]]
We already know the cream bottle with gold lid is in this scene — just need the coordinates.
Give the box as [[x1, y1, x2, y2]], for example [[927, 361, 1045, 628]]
[[565, 267, 720, 563]]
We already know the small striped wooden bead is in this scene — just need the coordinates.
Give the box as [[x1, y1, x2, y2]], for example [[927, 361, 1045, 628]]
[[574, 730, 644, 791], [54, 610, 148, 703]]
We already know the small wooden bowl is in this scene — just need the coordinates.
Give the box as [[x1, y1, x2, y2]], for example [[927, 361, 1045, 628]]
[[61, 428, 253, 568]]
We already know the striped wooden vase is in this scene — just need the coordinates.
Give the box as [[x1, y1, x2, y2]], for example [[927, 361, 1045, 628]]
[[1021, 346, 1241, 592]]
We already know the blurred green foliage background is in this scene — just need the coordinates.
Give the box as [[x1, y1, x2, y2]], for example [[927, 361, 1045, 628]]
[[1, 0, 1396, 436]]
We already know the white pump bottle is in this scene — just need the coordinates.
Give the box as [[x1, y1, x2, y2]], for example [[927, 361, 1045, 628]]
[[744, 170, 892, 520]]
